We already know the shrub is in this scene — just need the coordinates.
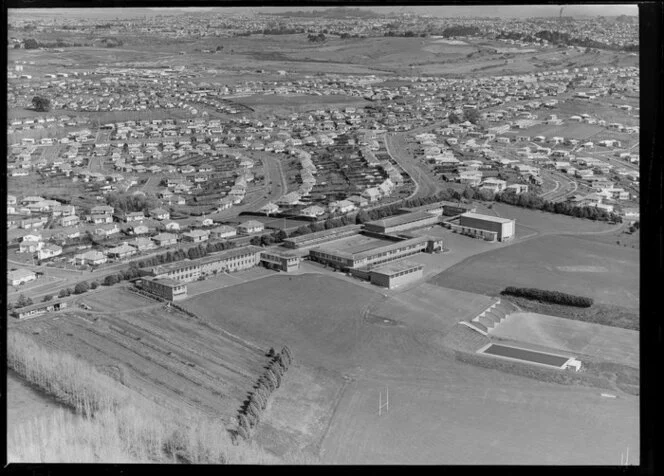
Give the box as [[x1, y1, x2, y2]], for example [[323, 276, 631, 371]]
[[103, 274, 120, 286], [74, 282, 90, 294], [501, 286, 593, 308], [90, 281, 99, 290], [58, 289, 68, 298]]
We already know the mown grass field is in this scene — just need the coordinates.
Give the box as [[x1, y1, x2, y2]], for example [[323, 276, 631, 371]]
[[186, 273, 638, 463], [366, 282, 495, 333], [429, 233, 639, 309], [490, 203, 619, 234], [320, 359, 638, 464]]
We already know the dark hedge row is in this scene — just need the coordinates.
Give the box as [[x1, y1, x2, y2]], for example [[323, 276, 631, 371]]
[[501, 287, 594, 308], [234, 346, 293, 442]]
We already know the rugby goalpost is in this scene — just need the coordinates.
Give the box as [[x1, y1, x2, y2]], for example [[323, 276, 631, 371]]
[[620, 447, 630, 465], [378, 386, 389, 416]]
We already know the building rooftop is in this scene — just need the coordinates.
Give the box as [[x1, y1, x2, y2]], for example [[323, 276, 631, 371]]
[[313, 234, 432, 261], [142, 276, 183, 287], [461, 212, 514, 224], [366, 210, 438, 229], [371, 260, 424, 276], [8, 268, 36, 280]]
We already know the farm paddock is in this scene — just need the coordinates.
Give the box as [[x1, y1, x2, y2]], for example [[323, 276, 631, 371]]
[[8, 288, 273, 424]]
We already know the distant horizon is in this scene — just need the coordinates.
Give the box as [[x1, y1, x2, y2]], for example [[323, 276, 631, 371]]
[[11, 4, 639, 19]]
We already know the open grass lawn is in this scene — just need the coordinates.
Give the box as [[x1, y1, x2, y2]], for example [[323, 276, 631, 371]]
[[186, 274, 638, 463], [490, 202, 619, 234], [185, 274, 383, 371], [77, 287, 158, 313], [489, 312, 639, 367], [320, 360, 638, 464], [367, 283, 495, 333], [429, 233, 639, 309], [522, 122, 605, 140]]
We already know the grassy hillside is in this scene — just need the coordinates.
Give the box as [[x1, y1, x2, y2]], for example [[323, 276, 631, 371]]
[[6, 330, 311, 464]]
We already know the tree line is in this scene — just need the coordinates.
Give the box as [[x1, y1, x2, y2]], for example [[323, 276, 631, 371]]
[[492, 190, 622, 223], [235, 346, 293, 441], [133, 241, 238, 269], [501, 286, 594, 308]]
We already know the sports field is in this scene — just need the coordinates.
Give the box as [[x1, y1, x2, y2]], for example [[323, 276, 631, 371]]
[[185, 274, 638, 464], [320, 361, 639, 464], [489, 312, 639, 368], [490, 203, 618, 235], [430, 233, 639, 309]]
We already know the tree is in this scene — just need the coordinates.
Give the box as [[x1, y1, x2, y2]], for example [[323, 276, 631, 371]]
[[355, 210, 371, 224], [74, 281, 90, 294], [58, 289, 68, 298], [273, 230, 288, 242], [32, 96, 52, 112], [249, 236, 261, 246], [448, 112, 462, 124], [23, 38, 40, 49], [42, 294, 54, 302], [464, 108, 480, 124], [16, 294, 33, 308], [90, 281, 99, 290], [104, 274, 120, 286]]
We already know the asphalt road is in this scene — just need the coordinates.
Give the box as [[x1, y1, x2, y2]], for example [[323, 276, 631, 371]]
[[384, 132, 440, 201]]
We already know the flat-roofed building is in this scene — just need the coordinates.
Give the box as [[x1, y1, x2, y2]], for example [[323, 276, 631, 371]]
[[260, 249, 301, 272], [364, 211, 440, 235], [458, 212, 515, 242], [197, 246, 263, 275], [147, 246, 263, 282], [138, 276, 187, 301], [12, 299, 69, 320], [282, 225, 362, 249], [309, 235, 443, 271], [369, 261, 424, 289]]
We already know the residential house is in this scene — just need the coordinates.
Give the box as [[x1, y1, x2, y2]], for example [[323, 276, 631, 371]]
[[237, 220, 265, 235], [210, 225, 237, 239], [149, 208, 170, 220], [132, 237, 157, 252], [106, 243, 137, 260], [94, 224, 120, 237], [152, 233, 178, 247], [182, 230, 209, 243], [74, 250, 107, 266], [60, 215, 80, 227], [7, 268, 37, 286], [37, 244, 63, 260], [300, 205, 326, 218]]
